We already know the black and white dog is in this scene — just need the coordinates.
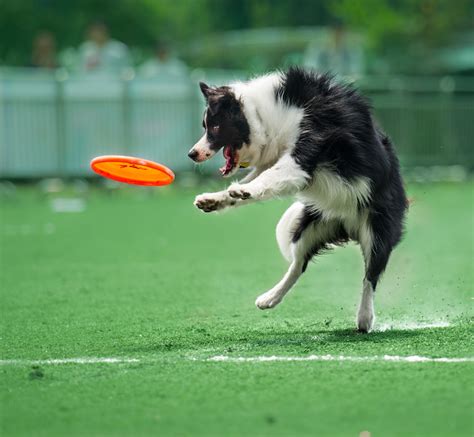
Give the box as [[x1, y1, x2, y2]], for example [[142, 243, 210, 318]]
[[188, 67, 407, 332]]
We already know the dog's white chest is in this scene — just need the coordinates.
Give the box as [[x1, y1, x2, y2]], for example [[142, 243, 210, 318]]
[[298, 168, 372, 221]]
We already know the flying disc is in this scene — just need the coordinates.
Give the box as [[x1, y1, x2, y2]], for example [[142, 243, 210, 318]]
[[90, 155, 175, 186]]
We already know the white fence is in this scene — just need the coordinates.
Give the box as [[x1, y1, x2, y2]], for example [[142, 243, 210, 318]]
[[0, 69, 473, 178]]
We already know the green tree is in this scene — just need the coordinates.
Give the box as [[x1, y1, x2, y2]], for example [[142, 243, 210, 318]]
[[330, 0, 473, 72]]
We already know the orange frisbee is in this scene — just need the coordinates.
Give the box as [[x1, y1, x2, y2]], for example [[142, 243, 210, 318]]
[[90, 155, 175, 186]]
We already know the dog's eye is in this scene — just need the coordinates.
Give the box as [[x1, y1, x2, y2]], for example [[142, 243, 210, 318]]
[[211, 125, 220, 133]]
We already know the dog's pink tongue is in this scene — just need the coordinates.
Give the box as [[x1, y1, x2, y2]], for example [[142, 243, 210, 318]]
[[220, 146, 233, 175]]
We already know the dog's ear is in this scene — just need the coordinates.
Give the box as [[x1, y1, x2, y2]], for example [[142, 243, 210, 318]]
[[199, 82, 213, 100]]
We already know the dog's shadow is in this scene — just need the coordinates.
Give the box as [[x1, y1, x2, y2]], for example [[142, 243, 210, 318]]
[[238, 327, 422, 349], [126, 325, 442, 355], [315, 327, 421, 342]]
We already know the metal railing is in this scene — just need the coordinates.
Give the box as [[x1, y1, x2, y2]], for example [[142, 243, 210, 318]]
[[0, 68, 473, 178]]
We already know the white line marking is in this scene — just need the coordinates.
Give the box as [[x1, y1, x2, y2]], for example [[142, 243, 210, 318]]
[[205, 354, 474, 363], [1, 353, 473, 367], [0, 357, 140, 366]]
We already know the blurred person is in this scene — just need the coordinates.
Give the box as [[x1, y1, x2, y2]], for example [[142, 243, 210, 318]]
[[78, 21, 131, 73], [30, 31, 58, 69], [139, 40, 187, 78], [304, 23, 364, 77]]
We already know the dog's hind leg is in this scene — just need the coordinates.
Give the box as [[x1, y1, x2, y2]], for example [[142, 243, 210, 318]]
[[275, 201, 305, 262], [256, 203, 347, 309], [255, 255, 305, 309], [356, 211, 401, 332]]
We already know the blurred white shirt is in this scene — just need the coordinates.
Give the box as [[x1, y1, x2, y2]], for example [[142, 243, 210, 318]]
[[138, 57, 188, 78], [79, 39, 131, 73]]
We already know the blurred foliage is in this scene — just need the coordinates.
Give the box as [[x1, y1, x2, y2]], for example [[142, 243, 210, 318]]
[[0, 0, 177, 65], [0, 0, 472, 73], [0, 0, 331, 65], [331, 0, 472, 49], [330, 0, 474, 73]]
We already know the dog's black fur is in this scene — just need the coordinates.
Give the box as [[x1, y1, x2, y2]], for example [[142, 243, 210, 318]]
[[278, 68, 407, 289]]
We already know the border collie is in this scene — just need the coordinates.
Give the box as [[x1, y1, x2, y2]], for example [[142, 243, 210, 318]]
[[188, 67, 407, 332]]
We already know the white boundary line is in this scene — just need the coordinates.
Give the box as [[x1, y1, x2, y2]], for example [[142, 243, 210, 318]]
[[1, 354, 473, 366], [205, 354, 474, 363], [0, 321, 459, 367], [0, 357, 140, 366]]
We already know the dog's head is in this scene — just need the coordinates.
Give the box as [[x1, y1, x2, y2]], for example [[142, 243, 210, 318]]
[[188, 82, 250, 177]]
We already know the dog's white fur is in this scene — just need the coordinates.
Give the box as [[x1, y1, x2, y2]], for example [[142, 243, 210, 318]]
[[194, 73, 376, 332]]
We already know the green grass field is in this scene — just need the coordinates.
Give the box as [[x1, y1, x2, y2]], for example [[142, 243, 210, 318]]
[[1, 181, 473, 436]]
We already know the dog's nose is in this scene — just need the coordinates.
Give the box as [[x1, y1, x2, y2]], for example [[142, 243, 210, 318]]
[[188, 149, 199, 161]]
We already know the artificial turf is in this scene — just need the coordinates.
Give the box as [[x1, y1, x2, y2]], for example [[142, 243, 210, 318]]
[[1, 181, 473, 436]]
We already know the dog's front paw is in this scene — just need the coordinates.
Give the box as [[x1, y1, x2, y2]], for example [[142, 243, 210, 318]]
[[228, 184, 252, 200], [194, 193, 228, 213], [255, 291, 282, 310]]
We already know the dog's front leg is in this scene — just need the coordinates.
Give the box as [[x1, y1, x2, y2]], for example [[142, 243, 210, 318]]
[[228, 154, 308, 201], [194, 190, 240, 213], [194, 166, 272, 213], [237, 165, 270, 184], [237, 168, 260, 184]]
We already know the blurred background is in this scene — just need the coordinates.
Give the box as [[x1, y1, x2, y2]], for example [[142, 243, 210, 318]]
[[2, 3, 473, 435], [0, 0, 473, 183]]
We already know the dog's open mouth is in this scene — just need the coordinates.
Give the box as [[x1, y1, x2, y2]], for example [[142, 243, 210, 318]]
[[220, 145, 238, 176]]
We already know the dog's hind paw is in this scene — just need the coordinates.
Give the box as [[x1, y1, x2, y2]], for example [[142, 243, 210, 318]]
[[356, 309, 374, 333], [255, 291, 282, 310]]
